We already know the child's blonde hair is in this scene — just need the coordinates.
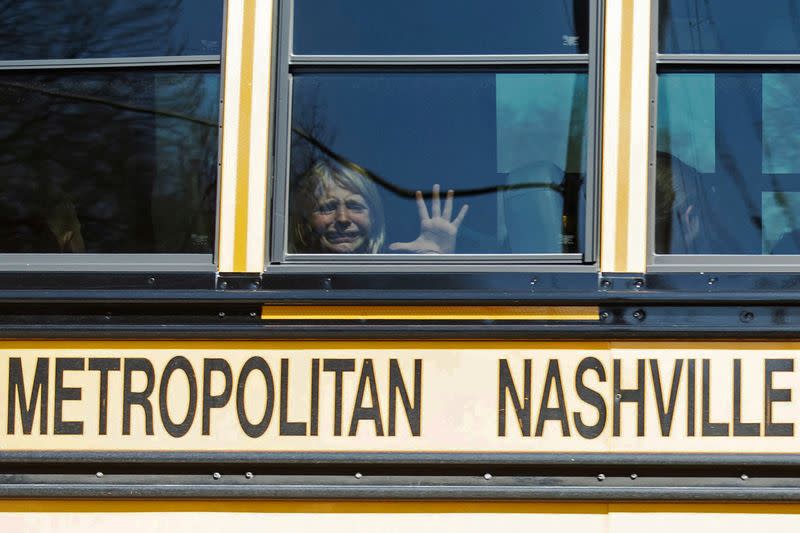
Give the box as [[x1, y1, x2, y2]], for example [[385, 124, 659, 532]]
[[289, 159, 385, 253]]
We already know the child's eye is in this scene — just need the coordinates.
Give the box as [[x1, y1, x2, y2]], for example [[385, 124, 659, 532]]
[[316, 201, 337, 214], [346, 201, 367, 212]]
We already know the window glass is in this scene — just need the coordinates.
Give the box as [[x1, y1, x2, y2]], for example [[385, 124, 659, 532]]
[[659, 0, 800, 54], [655, 70, 800, 255], [288, 71, 587, 255], [293, 0, 590, 55], [0, 70, 219, 253], [0, 0, 223, 60]]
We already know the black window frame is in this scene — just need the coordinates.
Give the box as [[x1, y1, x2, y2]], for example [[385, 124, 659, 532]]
[[268, 0, 605, 272], [649, 0, 800, 272]]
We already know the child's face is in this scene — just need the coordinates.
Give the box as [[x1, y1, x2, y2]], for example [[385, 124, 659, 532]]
[[310, 182, 372, 253]]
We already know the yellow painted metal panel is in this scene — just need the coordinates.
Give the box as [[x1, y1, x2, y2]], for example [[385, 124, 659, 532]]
[[0, 501, 606, 513], [261, 305, 600, 321], [3, 502, 800, 532], [232, 0, 256, 271], [245, 0, 274, 271], [216, 1, 243, 271], [218, 0, 271, 273], [600, 0, 652, 272], [0, 503, 605, 533], [608, 505, 800, 533], [612, 0, 635, 271]]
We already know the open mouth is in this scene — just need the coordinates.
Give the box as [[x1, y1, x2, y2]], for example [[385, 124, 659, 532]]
[[326, 232, 360, 243]]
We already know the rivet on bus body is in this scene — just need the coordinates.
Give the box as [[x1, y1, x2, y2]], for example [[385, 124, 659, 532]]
[[630, 473, 638, 480], [484, 473, 492, 480], [355, 472, 363, 479], [96, 472, 104, 478]]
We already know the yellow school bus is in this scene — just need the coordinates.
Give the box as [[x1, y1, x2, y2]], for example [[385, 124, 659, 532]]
[[3, 0, 800, 531]]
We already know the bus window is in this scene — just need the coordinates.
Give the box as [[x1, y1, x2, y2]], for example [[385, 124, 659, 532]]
[[0, 1, 223, 265], [652, 1, 800, 265], [0, 0, 222, 60], [293, 0, 589, 56], [272, 0, 601, 263], [659, 0, 800, 55]]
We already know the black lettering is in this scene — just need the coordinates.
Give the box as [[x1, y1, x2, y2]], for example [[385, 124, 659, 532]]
[[159, 356, 198, 438], [702, 359, 729, 436], [650, 359, 682, 437], [7, 357, 49, 435], [733, 359, 760, 436], [535, 359, 569, 437], [574, 357, 607, 439], [498, 359, 531, 437], [388, 359, 422, 437], [89, 358, 120, 435], [280, 359, 307, 436], [310, 358, 320, 436], [236, 357, 275, 438], [323, 359, 355, 436], [348, 359, 384, 436], [613, 359, 645, 436], [202, 358, 232, 436], [765, 359, 793, 437], [54, 358, 84, 435], [123, 358, 155, 436]]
